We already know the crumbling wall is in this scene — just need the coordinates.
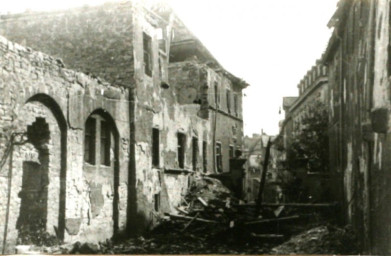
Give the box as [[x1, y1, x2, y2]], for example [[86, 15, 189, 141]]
[[0, 1, 135, 87], [325, 0, 391, 253], [369, 0, 391, 253], [131, 13, 212, 229], [0, 36, 129, 252]]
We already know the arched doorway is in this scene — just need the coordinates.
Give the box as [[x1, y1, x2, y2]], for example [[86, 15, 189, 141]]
[[16, 94, 67, 242]]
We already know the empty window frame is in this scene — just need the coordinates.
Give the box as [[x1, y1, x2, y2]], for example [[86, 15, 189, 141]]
[[202, 141, 207, 173], [100, 120, 111, 166], [152, 128, 160, 167], [85, 116, 111, 166], [143, 32, 152, 77], [177, 133, 186, 168], [154, 193, 161, 211], [192, 137, 198, 171], [226, 89, 231, 113], [216, 142, 222, 173], [233, 94, 238, 116], [214, 82, 220, 108], [84, 118, 96, 164]]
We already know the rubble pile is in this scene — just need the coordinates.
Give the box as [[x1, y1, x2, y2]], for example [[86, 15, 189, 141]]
[[270, 225, 359, 255], [13, 176, 345, 254]]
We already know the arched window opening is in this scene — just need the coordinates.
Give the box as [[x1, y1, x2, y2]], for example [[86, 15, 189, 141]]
[[84, 114, 112, 167]]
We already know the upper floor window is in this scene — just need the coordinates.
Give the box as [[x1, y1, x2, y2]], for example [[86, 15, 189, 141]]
[[214, 82, 220, 108], [143, 32, 152, 77], [177, 132, 186, 169], [233, 94, 238, 116], [226, 89, 231, 113], [84, 115, 111, 166]]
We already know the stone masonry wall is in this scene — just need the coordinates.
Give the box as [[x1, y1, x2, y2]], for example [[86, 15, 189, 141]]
[[0, 36, 129, 253], [0, 1, 247, 237], [0, 1, 134, 88]]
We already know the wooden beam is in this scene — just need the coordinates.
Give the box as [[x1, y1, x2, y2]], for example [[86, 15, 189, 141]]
[[244, 215, 300, 225], [166, 213, 219, 224]]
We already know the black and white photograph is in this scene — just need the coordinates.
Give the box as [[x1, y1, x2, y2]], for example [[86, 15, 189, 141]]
[[0, 0, 390, 254]]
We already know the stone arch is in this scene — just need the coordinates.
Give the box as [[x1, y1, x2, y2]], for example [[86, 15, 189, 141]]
[[24, 93, 67, 241], [84, 108, 120, 236]]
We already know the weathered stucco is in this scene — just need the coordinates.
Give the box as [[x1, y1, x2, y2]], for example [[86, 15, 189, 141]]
[[0, 36, 130, 252], [0, 1, 248, 250], [324, 0, 391, 253]]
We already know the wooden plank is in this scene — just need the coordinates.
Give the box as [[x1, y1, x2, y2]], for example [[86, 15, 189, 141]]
[[236, 202, 337, 207], [250, 233, 284, 238], [244, 215, 300, 225], [166, 213, 219, 224], [261, 203, 337, 207]]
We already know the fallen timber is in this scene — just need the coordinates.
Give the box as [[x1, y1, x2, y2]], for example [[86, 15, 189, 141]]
[[244, 215, 300, 225], [236, 202, 338, 208]]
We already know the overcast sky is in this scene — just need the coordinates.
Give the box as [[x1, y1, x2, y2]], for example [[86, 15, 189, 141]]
[[1, 0, 338, 136]]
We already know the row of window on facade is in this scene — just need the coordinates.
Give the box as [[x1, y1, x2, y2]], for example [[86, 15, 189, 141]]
[[142, 32, 240, 118], [153, 128, 240, 173], [84, 116, 239, 173]]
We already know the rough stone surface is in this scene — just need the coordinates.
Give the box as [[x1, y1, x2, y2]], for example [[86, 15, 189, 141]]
[[0, 1, 248, 251], [0, 36, 129, 253]]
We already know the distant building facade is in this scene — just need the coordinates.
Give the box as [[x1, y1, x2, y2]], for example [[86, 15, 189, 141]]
[[243, 133, 281, 203], [277, 60, 329, 202]]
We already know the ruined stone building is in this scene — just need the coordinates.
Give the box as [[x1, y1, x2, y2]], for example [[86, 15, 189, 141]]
[[322, 0, 391, 253], [0, 1, 248, 252], [277, 61, 329, 202]]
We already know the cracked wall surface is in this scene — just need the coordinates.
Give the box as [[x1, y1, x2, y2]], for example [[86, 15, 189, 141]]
[[324, 0, 391, 253], [0, 36, 129, 253], [0, 0, 248, 244]]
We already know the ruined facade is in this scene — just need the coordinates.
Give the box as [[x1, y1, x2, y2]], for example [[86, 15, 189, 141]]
[[322, 0, 391, 253], [0, 35, 130, 251], [0, 2, 247, 252]]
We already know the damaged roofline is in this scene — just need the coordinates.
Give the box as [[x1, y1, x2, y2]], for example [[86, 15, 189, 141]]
[[322, 0, 353, 64], [171, 39, 249, 88]]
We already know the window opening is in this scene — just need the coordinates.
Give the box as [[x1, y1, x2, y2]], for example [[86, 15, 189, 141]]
[[143, 32, 152, 77], [152, 128, 160, 167], [202, 141, 207, 173], [100, 120, 111, 166], [192, 137, 198, 171], [177, 133, 186, 168], [216, 142, 222, 173], [85, 117, 96, 164]]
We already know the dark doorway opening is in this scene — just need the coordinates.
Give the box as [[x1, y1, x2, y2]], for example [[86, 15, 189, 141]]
[[17, 117, 50, 243]]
